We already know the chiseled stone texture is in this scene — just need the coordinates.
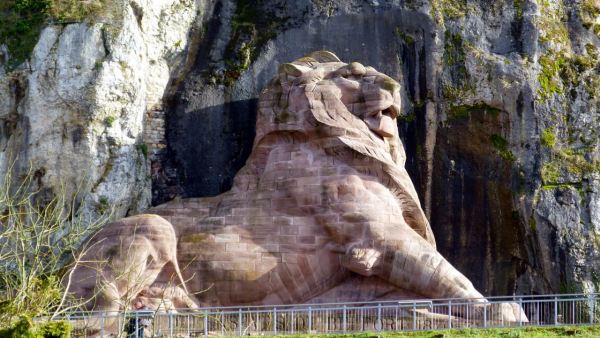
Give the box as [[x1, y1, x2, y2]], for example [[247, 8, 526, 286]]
[[70, 52, 525, 323], [165, 0, 600, 298]]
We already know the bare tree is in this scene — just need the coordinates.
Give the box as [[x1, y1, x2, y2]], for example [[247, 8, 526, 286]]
[[0, 161, 112, 329]]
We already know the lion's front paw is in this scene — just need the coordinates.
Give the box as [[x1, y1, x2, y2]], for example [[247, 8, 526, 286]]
[[341, 245, 382, 276]]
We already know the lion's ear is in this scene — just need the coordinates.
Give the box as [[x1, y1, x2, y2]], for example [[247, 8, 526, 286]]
[[279, 63, 312, 77], [305, 51, 341, 63]]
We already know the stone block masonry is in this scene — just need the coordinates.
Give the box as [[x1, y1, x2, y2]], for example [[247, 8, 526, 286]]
[[143, 107, 184, 205], [67, 52, 526, 337]]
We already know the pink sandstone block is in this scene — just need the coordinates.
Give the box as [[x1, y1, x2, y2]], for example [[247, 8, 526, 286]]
[[67, 51, 524, 325]]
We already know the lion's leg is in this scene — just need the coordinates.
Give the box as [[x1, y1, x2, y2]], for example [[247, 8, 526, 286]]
[[341, 223, 527, 322], [341, 222, 483, 301], [383, 239, 483, 301]]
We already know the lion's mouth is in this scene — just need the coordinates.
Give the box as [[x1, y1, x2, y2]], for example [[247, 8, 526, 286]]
[[364, 105, 399, 138]]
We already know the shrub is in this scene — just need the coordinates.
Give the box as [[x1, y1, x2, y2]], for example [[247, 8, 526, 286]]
[[541, 128, 556, 147], [37, 321, 71, 338], [104, 115, 117, 127], [0, 316, 70, 338], [136, 144, 149, 158]]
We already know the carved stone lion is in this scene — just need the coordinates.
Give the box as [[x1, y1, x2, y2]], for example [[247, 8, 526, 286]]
[[68, 51, 524, 322]]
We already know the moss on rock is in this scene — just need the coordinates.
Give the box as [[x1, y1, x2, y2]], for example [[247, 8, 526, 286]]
[[541, 128, 556, 147]]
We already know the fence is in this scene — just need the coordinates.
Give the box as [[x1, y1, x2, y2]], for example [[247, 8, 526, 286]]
[[52, 293, 600, 337]]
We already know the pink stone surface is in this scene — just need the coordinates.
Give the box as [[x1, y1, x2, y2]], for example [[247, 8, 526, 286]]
[[68, 51, 525, 323]]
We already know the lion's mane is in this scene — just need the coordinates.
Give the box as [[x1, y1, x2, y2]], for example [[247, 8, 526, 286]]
[[233, 51, 435, 247]]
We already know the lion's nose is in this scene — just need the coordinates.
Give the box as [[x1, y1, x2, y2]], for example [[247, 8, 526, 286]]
[[364, 111, 397, 138]]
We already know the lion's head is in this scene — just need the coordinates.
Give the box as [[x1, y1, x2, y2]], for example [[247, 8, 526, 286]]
[[235, 51, 435, 247], [254, 51, 405, 166]]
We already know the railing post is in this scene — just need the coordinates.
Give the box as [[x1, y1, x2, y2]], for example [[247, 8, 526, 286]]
[[274, 308, 277, 335], [188, 314, 191, 337], [343, 305, 346, 333], [239, 308, 243, 336], [448, 300, 452, 329], [591, 298, 595, 324], [483, 300, 487, 328], [101, 312, 105, 338], [395, 306, 397, 331], [169, 311, 173, 338], [361, 308, 364, 332], [378, 303, 381, 331], [537, 300, 540, 325], [413, 301, 416, 330], [519, 298, 523, 327], [136, 311, 139, 338], [204, 312, 208, 337], [292, 310, 294, 335], [466, 303, 469, 328], [554, 296, 558, 325], [308, 307, 312, 333]]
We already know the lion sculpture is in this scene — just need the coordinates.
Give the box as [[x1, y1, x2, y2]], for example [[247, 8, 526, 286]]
[[68, 51, 524, 323]]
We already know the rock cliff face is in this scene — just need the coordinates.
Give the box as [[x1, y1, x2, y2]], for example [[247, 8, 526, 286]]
[[2, 0, 600, 298], [0, 0, 199, 221]]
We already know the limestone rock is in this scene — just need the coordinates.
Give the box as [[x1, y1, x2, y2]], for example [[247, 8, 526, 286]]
[[0, 0, 198, 225]]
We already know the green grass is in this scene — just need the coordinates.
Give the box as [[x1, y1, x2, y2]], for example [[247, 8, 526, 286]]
[[268, 326, 600, 338]]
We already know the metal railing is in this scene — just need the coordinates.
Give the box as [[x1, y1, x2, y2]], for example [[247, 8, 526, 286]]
[[50, 293, 600, 337]]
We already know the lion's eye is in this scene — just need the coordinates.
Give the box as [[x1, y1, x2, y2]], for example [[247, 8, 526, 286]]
[[382, 108, 394, 118]]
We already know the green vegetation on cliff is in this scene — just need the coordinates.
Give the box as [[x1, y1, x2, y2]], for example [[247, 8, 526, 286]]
[[447, 104, 500, 120], [538, 52, 597, 100], [540, 128, 556, 147], [205, 0, 291, 86], [0, 0, 50, 71], [542, 148, 600, 185], [535, 0, 600, 101], [0, 0, 117, 71], [491, 133, 517, 162]]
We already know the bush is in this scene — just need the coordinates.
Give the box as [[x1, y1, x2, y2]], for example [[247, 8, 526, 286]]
[[541, 128, 556, 147], [37, 321, 71, 338], [104, 115, 117, 127], [0, 316, 70, 338]]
